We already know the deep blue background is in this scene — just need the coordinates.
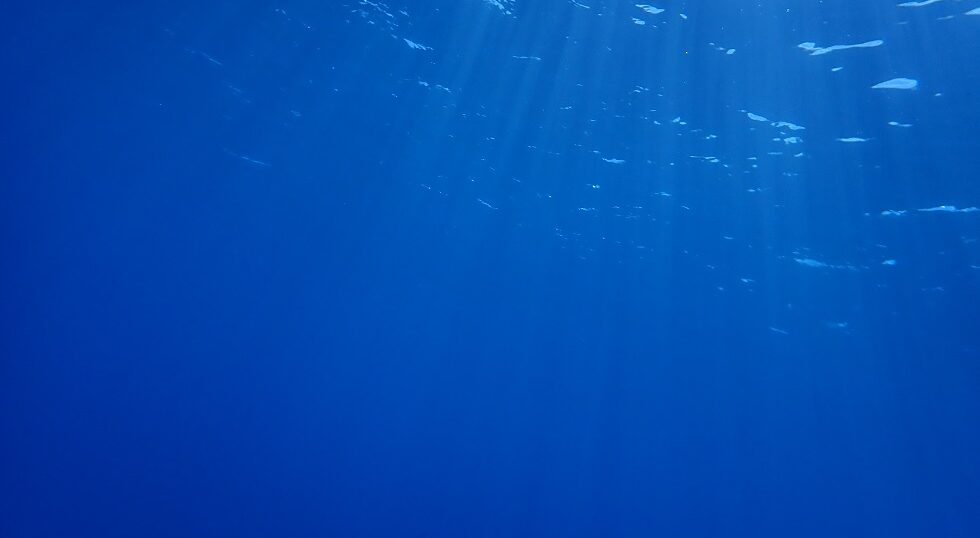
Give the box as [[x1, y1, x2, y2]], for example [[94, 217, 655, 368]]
[[2, 1, 979, 536]]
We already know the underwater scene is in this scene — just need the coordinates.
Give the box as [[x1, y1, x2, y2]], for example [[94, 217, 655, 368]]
[[2, 1, 980, 536]]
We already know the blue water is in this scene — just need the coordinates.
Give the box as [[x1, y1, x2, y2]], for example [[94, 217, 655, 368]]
[[3, 1, 980, 536]]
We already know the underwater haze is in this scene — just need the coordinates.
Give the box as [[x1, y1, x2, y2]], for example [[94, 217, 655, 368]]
[[2, 1, 980, 536]]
